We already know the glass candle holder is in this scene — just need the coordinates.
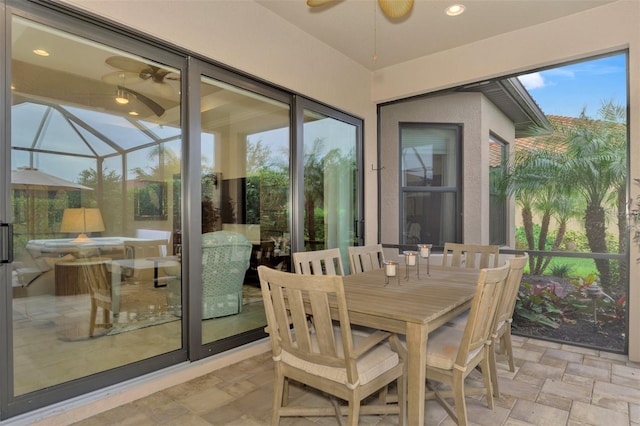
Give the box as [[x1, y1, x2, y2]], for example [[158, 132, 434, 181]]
[[418, 244, 432, 258], [383, 260, 398, 286], [418, 243, 432, 276], [403, 251, 417, 266], [403, 251, 417, 280]]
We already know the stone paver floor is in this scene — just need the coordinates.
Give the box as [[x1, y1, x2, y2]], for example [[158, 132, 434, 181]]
[[71, 336, 640, 425]]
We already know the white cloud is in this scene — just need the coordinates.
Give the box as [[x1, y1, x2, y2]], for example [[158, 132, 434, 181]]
[[546, 68, 575, 78], [518, 72, 546, 90]]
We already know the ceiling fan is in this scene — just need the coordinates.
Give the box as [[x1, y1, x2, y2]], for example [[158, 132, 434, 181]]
[[307, 0, 414, 19], [103, 56, 180, 116], [103, 56, 179, 95]]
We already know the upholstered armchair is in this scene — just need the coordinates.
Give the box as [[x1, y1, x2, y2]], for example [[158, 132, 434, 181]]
[[167, 231, 252, 319]]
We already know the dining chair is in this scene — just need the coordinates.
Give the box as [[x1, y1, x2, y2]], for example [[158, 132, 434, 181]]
[[446, 254, 529, 394], [257, 266, 405, 426], [442, 242, 500, 269], [347, 244, 385, 274], [421, 262, 509, 426], [292, 248, 344, 276], [82, 257, 113, 337], [81, 256, 139, 337], [488, 253, 528, 397]]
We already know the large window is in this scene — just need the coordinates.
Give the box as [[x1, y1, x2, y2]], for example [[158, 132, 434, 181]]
[[399, 124, 460, 246]]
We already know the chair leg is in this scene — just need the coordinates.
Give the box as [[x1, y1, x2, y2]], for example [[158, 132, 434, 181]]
[[102, 308, 110, 327], [272, 369, 285, 425], [397, 375, 406, 426], [452, 369, 468, 426], [480, 354, 494, 409], [282, 377, 289, 407], [89, 301, 97, 337], [503, 325, 516, 372], [377, 385, 388, 404], [489, 341, 500, 398], [347, 398, 361, 426]]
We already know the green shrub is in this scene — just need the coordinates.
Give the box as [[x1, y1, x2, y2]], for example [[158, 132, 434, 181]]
[[549, 263, 572, 278]]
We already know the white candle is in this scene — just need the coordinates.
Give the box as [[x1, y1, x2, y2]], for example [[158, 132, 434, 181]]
[[385, 262, 397, 277], [405, 252, 416, 266], [419, 245, 431, 258]]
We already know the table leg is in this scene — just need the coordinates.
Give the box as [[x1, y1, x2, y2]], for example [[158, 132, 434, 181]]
[[406, 322, 427, 426]]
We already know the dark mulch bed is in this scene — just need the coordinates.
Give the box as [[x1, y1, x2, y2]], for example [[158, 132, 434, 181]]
[[511, 274, 627, 353]]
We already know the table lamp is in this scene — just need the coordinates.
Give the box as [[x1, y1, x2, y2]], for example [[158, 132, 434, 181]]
[[60, 208, 105, 242]]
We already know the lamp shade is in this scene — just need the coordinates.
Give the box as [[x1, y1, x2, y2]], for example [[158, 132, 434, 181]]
[[60, 208, 105, 242]]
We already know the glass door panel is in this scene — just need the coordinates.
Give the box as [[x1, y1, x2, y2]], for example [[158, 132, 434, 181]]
[[302, 109, 358, 273], [199, 76, 290, 345], [10, 16, 182, 395]]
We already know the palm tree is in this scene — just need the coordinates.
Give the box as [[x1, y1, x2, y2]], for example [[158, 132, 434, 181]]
[[502, 147, 567, 274], [509, 100, 627, 288], [549, 101, 626, 288]]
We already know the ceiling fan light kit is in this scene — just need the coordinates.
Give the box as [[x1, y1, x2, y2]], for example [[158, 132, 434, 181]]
[[114, 87, 129, 105], [377, 0, 413, 19], [307, 0, 414, 19]]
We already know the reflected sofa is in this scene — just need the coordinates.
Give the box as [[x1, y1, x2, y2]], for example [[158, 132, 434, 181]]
[[167, 231, 252, 319]]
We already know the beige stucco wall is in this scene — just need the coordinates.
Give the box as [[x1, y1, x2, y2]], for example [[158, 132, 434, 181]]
[[379, 92, 514, 247], [61, 0, 640, 360]]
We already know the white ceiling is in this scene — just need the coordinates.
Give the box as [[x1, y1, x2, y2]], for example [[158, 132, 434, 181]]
[[256, 0, 616, 71]]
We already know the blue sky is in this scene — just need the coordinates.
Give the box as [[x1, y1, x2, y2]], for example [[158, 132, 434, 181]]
[[518, 53, 627, 119]]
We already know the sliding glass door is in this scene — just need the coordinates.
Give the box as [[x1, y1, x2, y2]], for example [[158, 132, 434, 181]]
[[197, 74, 290, 346], [6, 12, 185, 410], [299, 101, 362, 273]]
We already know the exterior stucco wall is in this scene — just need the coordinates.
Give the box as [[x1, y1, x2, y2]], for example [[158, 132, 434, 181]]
[[379, 92, 515, 247], [480, 96, 517, 247]]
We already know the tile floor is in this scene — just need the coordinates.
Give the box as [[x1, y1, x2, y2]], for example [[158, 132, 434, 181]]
[[69, 335, 640, 426]]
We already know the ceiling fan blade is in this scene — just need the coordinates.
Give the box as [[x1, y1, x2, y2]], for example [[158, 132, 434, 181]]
[[378, 0, 413, 19], [118, 85, 165, 117], [106, 56, 148, 73], [307, 0, 335, 6]]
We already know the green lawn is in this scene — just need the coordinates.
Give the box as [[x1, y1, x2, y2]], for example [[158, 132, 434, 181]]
[[524, 256, 597, 278]]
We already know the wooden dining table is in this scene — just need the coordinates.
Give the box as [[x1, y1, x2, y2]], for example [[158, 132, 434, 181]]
[[341, 264, 480, 426]]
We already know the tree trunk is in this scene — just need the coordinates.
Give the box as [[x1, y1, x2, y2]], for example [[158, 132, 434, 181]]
[[616, 186, 627, 291], [534, 211, 551, 274], [522, 205, 535, 271], [585, 201, 611, 288], [541, 220, 566, 273]]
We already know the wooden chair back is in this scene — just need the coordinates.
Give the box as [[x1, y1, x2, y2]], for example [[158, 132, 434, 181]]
[[292, 248, 344, 276], [455, 263, 509, 368], [258, 266, 358, 378], [347, 244, 385, 274], [495, 254, 528, 327], [257, 265, 405, 425], [442, 242, 500, 269]]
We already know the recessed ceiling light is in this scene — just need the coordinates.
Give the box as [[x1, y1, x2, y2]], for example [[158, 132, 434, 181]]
[[33, 49, 50, 57], [128, 111, 139, 116], [446, 4, 465, 16]]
